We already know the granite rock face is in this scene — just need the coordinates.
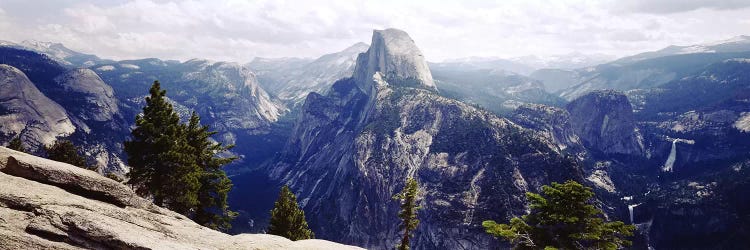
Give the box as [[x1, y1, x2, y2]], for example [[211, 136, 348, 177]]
[[53, 68, 119, 122], [0, 146, 363, 250], [0, 64, 75, 150], [566, 90, 644, 156], [270, 29, 582, 249], [353, 29, 437, 95]]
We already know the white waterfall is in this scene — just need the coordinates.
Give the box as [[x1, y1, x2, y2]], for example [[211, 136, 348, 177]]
[[628, 203, 642, 224], [662, 138, 695, 172]]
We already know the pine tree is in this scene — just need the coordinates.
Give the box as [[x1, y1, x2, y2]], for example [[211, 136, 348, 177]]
[[393, 178, 421, 250], [7, 136, 26, 153], [124, 81, 200, 214], [45, 139, 90, 170], [185, 111, 237, 231], [482, 180, 635, 250], [268, 185, 314, 240]]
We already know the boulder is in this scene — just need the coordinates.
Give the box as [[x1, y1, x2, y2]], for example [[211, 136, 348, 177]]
[[0, 147, 362, 250]]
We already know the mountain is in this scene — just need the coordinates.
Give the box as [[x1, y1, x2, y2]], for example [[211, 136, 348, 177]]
[[510, 52, 614, 70], [615, 35, 750, 64], [432, 68, 565, 114], [433, 52, 613, 77], [0, 44, 287, 173], [429, 57, 536, 75], [0, 64, 75, 150], [249, 43, 369, 105], [0, 40, 109, 67], [557, 36, 750, 100], [566, 90, 644, 156], [266, 28, 583, 249], [529, 68, 585, 93]]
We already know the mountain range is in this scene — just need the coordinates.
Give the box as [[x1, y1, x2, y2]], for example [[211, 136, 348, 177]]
[[1, 29, 750, 249]]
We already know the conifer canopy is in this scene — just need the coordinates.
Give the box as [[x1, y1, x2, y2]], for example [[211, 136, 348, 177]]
[[268, 185, 314, 240]]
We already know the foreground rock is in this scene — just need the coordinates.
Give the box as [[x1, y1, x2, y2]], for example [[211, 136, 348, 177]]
[[0, 147, 362, 250]]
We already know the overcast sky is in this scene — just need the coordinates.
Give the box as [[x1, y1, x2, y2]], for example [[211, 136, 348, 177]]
[[1, 0, 750, 62]]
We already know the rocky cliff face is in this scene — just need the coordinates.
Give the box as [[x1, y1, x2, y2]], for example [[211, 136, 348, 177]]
[[0, 65, 75, 151], [180, 59, 283, 131], [353, 29, 437, 95], [53, 68, 119, 122], [270, 29, 582, 249], [0, 146, 362, 250], [566, 90, 644, 156], [511, 104, 584, 154]]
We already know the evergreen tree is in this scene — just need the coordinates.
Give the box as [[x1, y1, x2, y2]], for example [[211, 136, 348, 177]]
[[124, 81, 200, 214], [185, 111, 237, 231], [7, 136, 26, 153], [393, 178, 421, 250], [268, 185, 314, 240], [482, 180, 635, 250], [45, 139, 90, 170]]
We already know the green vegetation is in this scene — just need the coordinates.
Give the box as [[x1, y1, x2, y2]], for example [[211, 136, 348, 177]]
[[186, 111, 237, 231], [45, 139, 90, 170], [483, 180, 634, 250], [7, 136, 26, 153], [125, 81, 235, 230], [268, 185, 314, 240], [393, 178, 421, 250]]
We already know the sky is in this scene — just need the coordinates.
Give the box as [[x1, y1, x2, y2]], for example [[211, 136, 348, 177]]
[[1, 0, 750, 62]]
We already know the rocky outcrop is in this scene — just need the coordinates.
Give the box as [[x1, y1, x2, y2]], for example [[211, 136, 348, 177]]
[[0, 64, 75, 150], [566, 90, 644, 156], [512, 103, 584, 154], [54, 68, 119, 122], [270, 29, 582, 249], [353, 29, 437, 95], [0, 146, 362, 250]]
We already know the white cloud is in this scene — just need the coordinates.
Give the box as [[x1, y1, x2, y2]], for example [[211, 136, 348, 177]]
[[1, 0, 749, 63]]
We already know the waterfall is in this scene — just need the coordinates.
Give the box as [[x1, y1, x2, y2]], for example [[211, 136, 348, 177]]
[[662, 138, 695, 172], [628, 203, 641, 224]]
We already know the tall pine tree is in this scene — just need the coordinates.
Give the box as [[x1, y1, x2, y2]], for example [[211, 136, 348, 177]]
[[7, 136, 26, 153], [268, 185, 314, 240], [393, 178, 421, 250], [124, 81, 200, 214], [482, 180, 635, 249], [45, 139, 90, 170], [185, 111, 237, 231]]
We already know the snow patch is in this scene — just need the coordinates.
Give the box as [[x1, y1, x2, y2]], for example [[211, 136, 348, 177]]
[[97, 65, 115, 71], [119, 64, 140, 69], [735, 112, 750, 132], [724, 58, 750, 63]]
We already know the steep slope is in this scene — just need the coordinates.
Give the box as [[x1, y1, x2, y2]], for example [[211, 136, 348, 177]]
[[0, 146, 362, 250], [0, 65, 75, 151], [269, 29, 582, 249], [566, 90, 644, 156], [250, 43, 369, 104], [353, 29, 437, 95], [53, 68, 119, 122]]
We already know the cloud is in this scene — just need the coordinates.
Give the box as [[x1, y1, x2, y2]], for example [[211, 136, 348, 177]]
[[615, 0, 750, 14], [0, 0, 749, 62]]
